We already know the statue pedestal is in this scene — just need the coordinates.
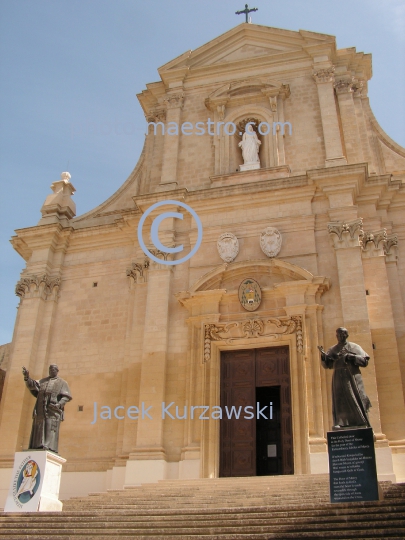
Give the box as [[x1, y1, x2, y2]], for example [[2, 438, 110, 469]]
[[239, 162, 260, 172], [327, 428, 380, 503], [4, 451, 66, 512]]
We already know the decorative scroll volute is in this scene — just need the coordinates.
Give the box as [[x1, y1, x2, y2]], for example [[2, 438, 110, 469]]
[[362, 229, 387, 249], [361, 229, 399, 260], [384, 234, 398, 256], [334, 77, 355, 95], [328, 220, 399, 259], [334, 77, 364, 97], [126, 260, 149, 286], [327, 218, 364, 249], [15, 274, 61, 301], [313, 66, 335, 84], [146, 107, 166, 124], [203, 315, 303, 362], [163, 92, 184, 110]]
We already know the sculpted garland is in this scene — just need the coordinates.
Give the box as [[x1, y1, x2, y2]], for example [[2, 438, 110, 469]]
[[203, 315, 303, 362]]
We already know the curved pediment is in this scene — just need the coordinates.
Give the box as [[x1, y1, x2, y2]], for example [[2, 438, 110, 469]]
[[207, 79, 281, 99], [190, 259, 316, 293], [205, 79, 288, 111]]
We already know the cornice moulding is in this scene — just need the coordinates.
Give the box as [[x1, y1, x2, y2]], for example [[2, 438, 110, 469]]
[[199, 215, 315, 243], [307, 162, 368, 183], [186, 185, 316, 215], [132, 189, 188, 213]]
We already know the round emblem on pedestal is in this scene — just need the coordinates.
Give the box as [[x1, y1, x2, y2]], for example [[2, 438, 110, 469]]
[[260, 227, 282, 258], [15, 459, 41, 504], [238, 278, 261, 312]]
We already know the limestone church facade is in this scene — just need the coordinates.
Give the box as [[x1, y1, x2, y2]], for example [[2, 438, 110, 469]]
[[1, 23, 405, 502]]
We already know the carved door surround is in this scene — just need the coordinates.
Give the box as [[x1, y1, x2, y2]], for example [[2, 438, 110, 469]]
[[205, 79, 291, 175], [176, 258, 330, 478]]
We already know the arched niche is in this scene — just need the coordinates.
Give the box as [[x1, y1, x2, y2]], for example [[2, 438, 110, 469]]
[[220, 105, 277, 175], [205, 79, 291, 175]]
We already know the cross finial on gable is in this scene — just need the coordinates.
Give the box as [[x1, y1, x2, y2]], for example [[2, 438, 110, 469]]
[[235, 4, 258, 23]]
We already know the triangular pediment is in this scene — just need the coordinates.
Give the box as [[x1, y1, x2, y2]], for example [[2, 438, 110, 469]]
[[211, 43, 287, 64], [158, 23, 336, 81]]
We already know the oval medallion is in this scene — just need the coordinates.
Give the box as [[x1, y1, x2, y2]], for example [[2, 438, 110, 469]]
[[260, 227, 282, 258], [15, 460, 41, 504], [238, 278, 261, 312], [217, 232, 239, 263]]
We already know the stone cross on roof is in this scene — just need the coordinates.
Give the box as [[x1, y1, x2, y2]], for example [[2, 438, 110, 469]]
[[235, 4, 258, 23]]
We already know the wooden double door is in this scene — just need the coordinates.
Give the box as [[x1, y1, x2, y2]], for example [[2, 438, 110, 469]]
[[220, 346, 293, 477]]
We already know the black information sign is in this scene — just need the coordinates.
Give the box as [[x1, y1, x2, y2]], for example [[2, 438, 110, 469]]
[[327, 427, 379, 503]]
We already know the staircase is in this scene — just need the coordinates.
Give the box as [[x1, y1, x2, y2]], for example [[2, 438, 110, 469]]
[[1, 474, 405, 539]]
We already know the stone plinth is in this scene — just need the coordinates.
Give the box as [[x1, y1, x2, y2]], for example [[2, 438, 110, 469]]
[[4, 451, 66, 512], [239, 162, 260, 171]]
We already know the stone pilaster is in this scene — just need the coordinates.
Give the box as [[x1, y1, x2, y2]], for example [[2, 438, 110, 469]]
[[313, 66, 347, 167], [1, 205, 73, 463], [327, 219, 385, 438], [334, 77, 364, 164], [115, 261, 149, 459], [351, 82, 377, 173], [361, 232, 405, 446], [274, 85, 290, 166], [262, 83, 291, 167], [136, 261, 172, 452], [383, 236, 405, 479], [383, 236, 405, 395], [283, 287, 330, 474], [159, 91, 184, 188], [0, 272, 61, 460], [144, 108, 167, 193], [125, 256, 173, 484]]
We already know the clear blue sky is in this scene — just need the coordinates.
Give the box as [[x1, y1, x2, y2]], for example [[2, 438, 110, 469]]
[[1, 0, 404, 345]]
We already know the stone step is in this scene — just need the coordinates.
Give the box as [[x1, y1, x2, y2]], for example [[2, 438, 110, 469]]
[[0, 529, 405, 540], [2, 510, 405, 528], [69, 489, 331, 496], [111, 482, 332, 491], [87, 487, 331, 497], [2, 502, 405, 521], [0, 521, 404, 539], [63, 493, 330, 504], [63, 501, 330, 510], [73, 493, 330, 503], [63, 500, 331, 510], [1, 477, 404, 539], [64, 479, 332, 505], [3, 500, 405, 521], [111, 484, 331, 491]]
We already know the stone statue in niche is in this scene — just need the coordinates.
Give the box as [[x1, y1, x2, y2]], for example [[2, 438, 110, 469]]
[[318, 327, 372, 430], [238, 123, 261, 171], [22, 364, 72, 453], [217, 232, 239, 263], [260, 227, 282, 257]]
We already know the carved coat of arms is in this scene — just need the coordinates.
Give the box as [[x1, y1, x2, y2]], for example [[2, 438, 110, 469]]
[[260, 227, 282, 257], [238, 278, 261, 312], [217, 233, 239, 263]]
